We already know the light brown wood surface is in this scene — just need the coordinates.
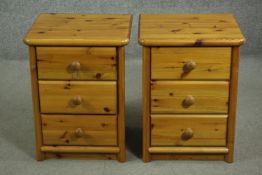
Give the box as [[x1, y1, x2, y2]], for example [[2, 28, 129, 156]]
[[37, 47, 116, 80], [151, 47, 231, 80], [151, 114, 227, 146], [151, 81, 229, 114], [44, 153, 117, 160], [28, 46, 44, 160], [25, 13, 131, 161], [142, 47, 151, 162], [39, 81, 116, 114], [139, 14, 245, 46], [151, 154, 225, 161], [140, 14, 245, 163], [117, 47, 126, 162], [24, 13, 132, 46], [41, 146, 119, 153], [42, 114, 117, 146], [149, 147, 228, 153], [225, 47, 240, 163]]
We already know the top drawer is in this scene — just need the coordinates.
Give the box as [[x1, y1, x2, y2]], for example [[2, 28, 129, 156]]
[[37, 47, 116, 80], [151, 47, 231, 80]]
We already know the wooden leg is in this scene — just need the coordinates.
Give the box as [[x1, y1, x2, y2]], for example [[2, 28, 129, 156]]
[[225, 154, 234, 163], [117, 47, 126, 163], [224, 47, 240, 163], [29, 47, 44, 161], [143, 149, 151, 162], [118, 152, 126, 163], [142, 47, 151, 162]]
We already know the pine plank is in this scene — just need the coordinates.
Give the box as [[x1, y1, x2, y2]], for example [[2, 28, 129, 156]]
[[42, 114, 117, 146], [117, 47, 126, 162], [37, 47, 116, 80], [151, 47, 231, 80], [149, 147, 228, 154], [41, 146, 119, 153], [39, 81, 117, 114], [28, 46, 44, 160], [139, 14, 245, 46], [44, 153, 117, 160], [151, 81, 229, 114], [24, 13, 132, 46], [151, 114, 227, 146], [151, 154, 225, 161], [225, 47, 240, 163], [142, 47, 151, 162]]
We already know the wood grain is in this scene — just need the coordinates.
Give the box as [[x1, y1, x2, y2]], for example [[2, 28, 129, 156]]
[[42, 114, 117, 146], [149, 147, 228, 154], [139, 14, 245, 46], [117, 46, 126, 162], [225, 47, 240, 163], [139, 14, 244, 163], [37, 47, 116, 80], [39, 81, 116, 114], [142, 47, 151, 162], [41, 146, 119, 153], [151, 81, 229, 114], [44, 153, 117, 160], [151, 154, 225, 161], [28, 46, 44, 160], [151, 114, 227, 146], [24, 13, 132, 46], [151, 47, 231, 80]]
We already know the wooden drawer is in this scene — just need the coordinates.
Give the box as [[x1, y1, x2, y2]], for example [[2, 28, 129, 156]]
[[37, 47, 116, 80], [151, 114, 227, 146], [42, 115, 117, 146], [151, 47, 231, 80], [151, 81, 229, 114], [39, 81, 116, 114]]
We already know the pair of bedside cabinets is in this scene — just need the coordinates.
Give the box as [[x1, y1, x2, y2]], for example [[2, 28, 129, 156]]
[[24, 13, 245, 163]]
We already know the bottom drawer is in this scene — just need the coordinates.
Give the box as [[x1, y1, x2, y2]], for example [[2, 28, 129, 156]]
[[151, 115, 227, 146], [42, 115, 117, 146]]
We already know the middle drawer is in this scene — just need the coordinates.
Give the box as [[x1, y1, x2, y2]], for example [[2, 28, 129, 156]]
[[151, 81, 229, 114], [39, 81, 116, 114]]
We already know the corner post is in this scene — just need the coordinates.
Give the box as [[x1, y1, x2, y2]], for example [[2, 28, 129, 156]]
[[142, 47, 151, 162], [225, 47, 240, 163], [28, 46, 44, 160]]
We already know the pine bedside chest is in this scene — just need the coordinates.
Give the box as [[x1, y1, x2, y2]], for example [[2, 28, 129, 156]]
[[24, 13, 132, 162], [139, 14, 245, 162]]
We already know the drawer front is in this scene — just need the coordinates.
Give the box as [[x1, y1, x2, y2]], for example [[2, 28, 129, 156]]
[[37, 47, 116, 80], [151, 47, 231, 80], [42, 115, 117, 146], [39, 81, 116, 114], [151, 115, 227, 146], [151, 81, 229, 114]]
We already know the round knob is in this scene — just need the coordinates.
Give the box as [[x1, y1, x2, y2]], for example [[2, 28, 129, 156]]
[[72, 96, 82, 106], [183, 95, 195, 108], [70, 61, 81, 72], [181, 128, 194, 141], [74, 128, 84, 138], [183, 61, 196, 73]]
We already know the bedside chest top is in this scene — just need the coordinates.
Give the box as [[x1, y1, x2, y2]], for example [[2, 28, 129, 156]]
[[139, 14, 245, 46], [24, 13, 132, 46]]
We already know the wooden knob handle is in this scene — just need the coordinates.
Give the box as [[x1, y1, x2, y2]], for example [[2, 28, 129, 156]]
[[72, 96, 82, 106], [70, 61, 81, 72], [183, 61, 196, 73], [181, 128, 194, 141], [183, 95, 195, 108], [74, 128, 84, 138]]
